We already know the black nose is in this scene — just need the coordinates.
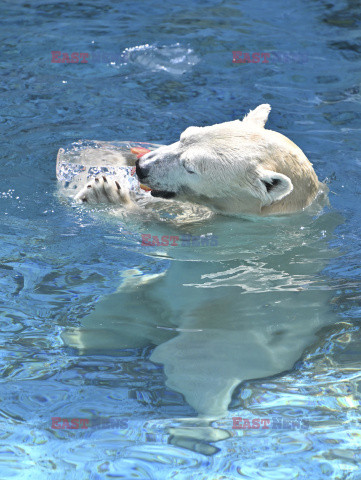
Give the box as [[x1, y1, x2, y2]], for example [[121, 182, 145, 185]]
[[135, 159, 150, 180]]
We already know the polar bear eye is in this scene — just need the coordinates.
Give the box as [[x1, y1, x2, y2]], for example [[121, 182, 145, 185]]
[[180, 155, 197, 174]]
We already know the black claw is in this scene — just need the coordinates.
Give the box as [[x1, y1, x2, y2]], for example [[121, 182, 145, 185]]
[[95, 177, 99, 183], [115, 181, 121, 190], [102, 176, 108, 182]]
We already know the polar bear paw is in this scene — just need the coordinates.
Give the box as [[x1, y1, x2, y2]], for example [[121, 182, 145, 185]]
[[75, 176, 133, 206]]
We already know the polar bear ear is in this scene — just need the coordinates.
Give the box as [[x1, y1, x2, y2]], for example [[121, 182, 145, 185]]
[[180, 126, 202, 144], [258, 169, 293, 205], [242, 104, 271, 128]]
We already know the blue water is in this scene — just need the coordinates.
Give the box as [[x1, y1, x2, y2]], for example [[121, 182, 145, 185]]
[[1, 0, 361, 478]]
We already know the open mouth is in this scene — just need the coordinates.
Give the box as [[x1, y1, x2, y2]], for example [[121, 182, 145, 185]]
[[150, 190, 176, 199]]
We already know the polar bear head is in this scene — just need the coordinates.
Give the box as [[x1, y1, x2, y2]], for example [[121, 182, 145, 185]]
[[136, 104, 321, 215]]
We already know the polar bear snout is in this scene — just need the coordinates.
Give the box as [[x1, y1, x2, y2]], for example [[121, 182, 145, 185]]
[[135, 158, 150, 180], [135, 154, 178, 199]]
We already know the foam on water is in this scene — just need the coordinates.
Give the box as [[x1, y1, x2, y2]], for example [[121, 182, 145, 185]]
[[123, 43, 200, 75]]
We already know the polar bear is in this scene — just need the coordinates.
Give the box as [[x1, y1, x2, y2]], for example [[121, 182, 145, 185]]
[[75, 104, 323, 215], [65, 104, 335, 453]]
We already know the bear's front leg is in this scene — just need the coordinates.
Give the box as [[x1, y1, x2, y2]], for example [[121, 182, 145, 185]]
[[75, 175, 134, 206]]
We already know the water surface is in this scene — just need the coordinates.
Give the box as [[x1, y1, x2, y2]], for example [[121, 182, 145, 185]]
[[1, 0, 361, 478]]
